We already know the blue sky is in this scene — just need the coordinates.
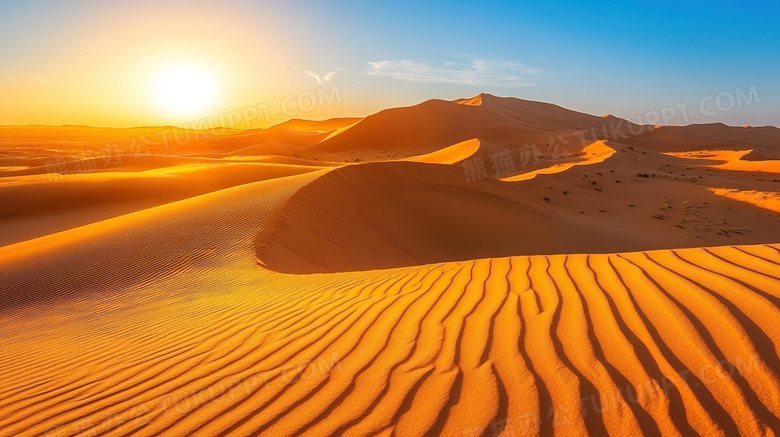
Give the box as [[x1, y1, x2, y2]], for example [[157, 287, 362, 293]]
[[1, 0, 778, 126]]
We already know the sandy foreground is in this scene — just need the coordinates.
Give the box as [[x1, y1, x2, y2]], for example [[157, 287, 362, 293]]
[[1, 95, 780, 436]]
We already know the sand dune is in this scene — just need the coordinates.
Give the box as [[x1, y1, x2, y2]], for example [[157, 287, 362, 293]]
[[621, 123, 780, 158], [181, 118, 361, 156], [306, 94, 645, 161], [1, 172, 779, 435], [1, 94, 779, 437], [306, 95, 780, 165], [664, 149, 780, 173], [0, 161, 323, 247], [256, 139, 780, 273], [402, 138, 484, 164], [502, 140, 616, 181]]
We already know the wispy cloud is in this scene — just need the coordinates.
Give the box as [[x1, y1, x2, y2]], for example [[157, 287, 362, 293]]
[[366, 58, 540, 86], [304, 70, 337, 84]]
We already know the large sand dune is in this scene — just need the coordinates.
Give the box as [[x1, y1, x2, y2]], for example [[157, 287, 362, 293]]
[[1, 94, 779, 436], [306, 94, 645, 161], [257, 139, 780, 273]]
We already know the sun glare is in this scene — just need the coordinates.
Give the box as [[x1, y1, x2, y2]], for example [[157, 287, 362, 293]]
[[154, 64, 219, 117]]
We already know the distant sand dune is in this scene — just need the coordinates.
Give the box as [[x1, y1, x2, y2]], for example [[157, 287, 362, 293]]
[[621, 124, 780, 157], [665, 149, 780, 174], [307, 94, 645, 161]]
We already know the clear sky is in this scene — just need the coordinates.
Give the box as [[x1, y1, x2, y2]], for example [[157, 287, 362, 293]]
[[1, 0, 778, 127]]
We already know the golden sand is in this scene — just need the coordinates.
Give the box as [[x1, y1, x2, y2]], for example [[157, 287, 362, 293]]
[[2, 95, 779, 436]]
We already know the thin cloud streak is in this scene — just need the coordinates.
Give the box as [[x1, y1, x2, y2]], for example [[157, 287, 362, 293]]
[[366, 59, 540, 86], [304, 70, 337, 84]]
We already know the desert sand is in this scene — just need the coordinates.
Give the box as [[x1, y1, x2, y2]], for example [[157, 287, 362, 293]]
[[1, 94, 780, 436]]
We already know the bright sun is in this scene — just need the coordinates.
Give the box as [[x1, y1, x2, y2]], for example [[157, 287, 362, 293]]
[[154, 64, 219, 117]]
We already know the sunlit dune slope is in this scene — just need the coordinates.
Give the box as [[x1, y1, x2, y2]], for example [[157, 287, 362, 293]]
[[307, 94, 646, 161], [4, 95, 779, 166], [502, 140, 780, 245], [664, 149, 780, 173], [502, 140, 616, 181], [256, 142, 780, 273], [0, 161, 323, 247], [0, 169, 328, 309], [402, 138, 484, 164], [306, 94, 780, 164], [0, 118, 361, 163], [0, 168, 779, 436], [621, 123, 780, 157], [255, 160, 567, 273], [0, 125, 227, 160], [180, 118, 362, 156]]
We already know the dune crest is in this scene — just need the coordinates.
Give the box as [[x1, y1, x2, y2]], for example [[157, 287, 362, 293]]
[[402, 138, 483, 164], [305, 94, 645, 161], [502, 140, 616, 181]]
